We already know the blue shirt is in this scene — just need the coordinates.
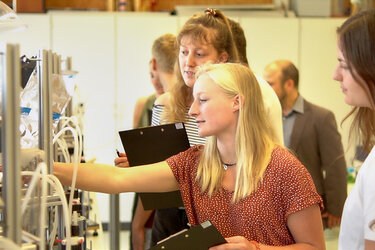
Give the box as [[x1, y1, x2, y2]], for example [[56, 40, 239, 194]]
[[283, 95, 304, 147]]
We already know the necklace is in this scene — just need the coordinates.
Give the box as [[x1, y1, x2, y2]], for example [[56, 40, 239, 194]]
[[222, 162, 236, 171]]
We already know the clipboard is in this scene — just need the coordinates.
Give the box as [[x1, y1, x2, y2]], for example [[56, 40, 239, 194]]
[[119, 122, 190, 210], [149, 220, 227, 250]]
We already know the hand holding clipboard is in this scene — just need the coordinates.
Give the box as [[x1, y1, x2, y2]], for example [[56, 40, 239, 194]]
[[118, 122, 190, 210]]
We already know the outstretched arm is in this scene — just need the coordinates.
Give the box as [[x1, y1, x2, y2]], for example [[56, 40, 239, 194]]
[[53, 161, 179, 194]]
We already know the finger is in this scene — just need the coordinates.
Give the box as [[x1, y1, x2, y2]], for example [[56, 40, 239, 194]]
[[208, 244, 228, 250], [118, 163, 130, 168], [225, 236, 247, 243], [328, 215, 341, 228], [327, 218, 338, 228], [115, 160, 129, 167], [208, 238, 241, 250], [328, 217, 335, 228], [333, 218, 340, 227], [114, 156, 128, 165], [117, 160, 130, 168]]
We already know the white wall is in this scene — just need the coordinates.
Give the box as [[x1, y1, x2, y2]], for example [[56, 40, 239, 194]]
[[51, 12, 120, 223], [299, 18, 353, 161], [115, 13, 179, 223], [240, 17, 299, 74], [1, 12, 352, 224], [0, 14, 50, 56], [116, 13, 179, 133]]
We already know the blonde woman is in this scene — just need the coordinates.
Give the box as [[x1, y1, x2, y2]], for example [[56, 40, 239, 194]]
[[55, 63, 324, 249], [115, 9, 283, 246], [142, 10, 284, 245]]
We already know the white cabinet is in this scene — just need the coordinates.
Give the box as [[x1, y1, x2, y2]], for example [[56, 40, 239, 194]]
[[240, 17, 299, 75], [116, 13, 178, 132], [299, 18, 353, 160]]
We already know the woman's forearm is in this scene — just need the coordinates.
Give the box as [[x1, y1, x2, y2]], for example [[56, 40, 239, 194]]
[[53, 162, 123, 193], [53, 161, 179, 194]]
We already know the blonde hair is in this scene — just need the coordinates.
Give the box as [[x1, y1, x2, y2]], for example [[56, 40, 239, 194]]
[[163, 9, 239, 123], [152, 33, 177, 74], [195, 63, 275, 203]]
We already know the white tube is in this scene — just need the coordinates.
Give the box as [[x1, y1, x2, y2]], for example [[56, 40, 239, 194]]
[[39, 162, 47, 250], [20, 162, 47, 250], [52, 117, 84, 249], [49, 206, 59, 250], [21, 172, 72, 250], [53, 126, 79, 219], [55, 138, 70, 163], [60, 116, 83, 161], [47, 175, 71, 250], [21, 162, 43, 215], [53, 126, 77, 147]]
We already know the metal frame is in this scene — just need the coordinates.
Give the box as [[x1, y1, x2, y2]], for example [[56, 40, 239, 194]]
[[1, 43, 22, 245], [38, 49, 53, 175]]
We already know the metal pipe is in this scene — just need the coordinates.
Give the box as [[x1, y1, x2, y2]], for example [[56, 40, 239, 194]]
[[38, 50, 59, 248], [52, 53, 61, 162], [1, 43, 22, 245], [57, 55, 61, 75], [109, 194, 120, 250], [38, 49, 53, 175], [66, 57, 72, 71], [52, 53, 61, 75]]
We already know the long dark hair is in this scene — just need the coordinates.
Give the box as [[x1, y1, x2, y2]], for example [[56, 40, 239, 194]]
[[338, 9, 375, 152]]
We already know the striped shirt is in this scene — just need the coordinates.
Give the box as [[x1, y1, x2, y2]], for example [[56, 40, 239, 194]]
[[151, 105, 206, 147]]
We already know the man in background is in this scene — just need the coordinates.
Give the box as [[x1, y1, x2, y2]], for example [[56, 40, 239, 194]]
[[263, 60, 347, 229], [128, 33, 177, 250]]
